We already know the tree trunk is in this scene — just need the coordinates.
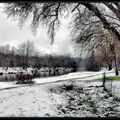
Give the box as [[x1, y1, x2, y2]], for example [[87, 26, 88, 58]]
[[108, 59, 112, 71], [110, 43, 119, 76], [108, 64, 112, 71]]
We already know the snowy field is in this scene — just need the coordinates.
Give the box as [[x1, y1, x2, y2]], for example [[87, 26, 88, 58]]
[[0, 70, 120, 117]]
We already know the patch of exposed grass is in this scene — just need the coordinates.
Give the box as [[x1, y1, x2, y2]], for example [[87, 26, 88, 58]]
[[95, 78, 103, 81], [105, 76, 120, 81], [96, 76, 120, 81]]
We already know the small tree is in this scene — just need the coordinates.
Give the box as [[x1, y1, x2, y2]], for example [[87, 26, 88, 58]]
[[17, 41, 36, 70]]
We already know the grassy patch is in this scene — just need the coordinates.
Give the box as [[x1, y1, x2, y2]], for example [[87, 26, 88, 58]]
[[105, 76, 120, 81], [96, 76, 120, 81]]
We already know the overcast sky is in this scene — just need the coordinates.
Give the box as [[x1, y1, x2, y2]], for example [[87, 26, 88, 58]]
[[0, 3, 79, 57]]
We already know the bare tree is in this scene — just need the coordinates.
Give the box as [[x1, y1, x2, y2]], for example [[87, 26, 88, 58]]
[[17, 41, 36, 70], [3, 2, 120, 74], [69, 4, 120, 75], [3, 2, 69, 44], [3, 2, 120, 44]]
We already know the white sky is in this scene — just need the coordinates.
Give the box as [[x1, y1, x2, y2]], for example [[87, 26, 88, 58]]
[[0, 3, 78, 57]]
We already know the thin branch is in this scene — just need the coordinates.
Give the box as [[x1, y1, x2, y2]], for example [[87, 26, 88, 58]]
[[104, 3, 120, 19], [104, 14, 120, 22], [81, 3, 120, 41], [113, 2, 120, 11], [71, 3, 80, 12]]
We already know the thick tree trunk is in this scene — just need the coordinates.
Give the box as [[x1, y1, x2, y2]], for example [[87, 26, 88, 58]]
[[108, 59, 112, 71], [110, 43, 119, 76]]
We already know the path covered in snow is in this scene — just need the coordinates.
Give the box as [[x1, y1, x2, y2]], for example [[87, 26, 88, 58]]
[[0, 70, 119, 117], [0, 70, 115, 90], [0, 83, 63, 117], [0, 80, 120, 117]]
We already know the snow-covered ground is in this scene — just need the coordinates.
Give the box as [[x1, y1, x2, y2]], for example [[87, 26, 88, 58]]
[[0, 83, 61, 117], [49, 81, 120, 117], [0, 70, 119, 117], [0, 80, 120, 117], [0, 69, 115, 90]]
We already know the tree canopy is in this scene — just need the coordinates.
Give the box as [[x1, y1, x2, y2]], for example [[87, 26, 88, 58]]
[[3, 2, 120, 44]]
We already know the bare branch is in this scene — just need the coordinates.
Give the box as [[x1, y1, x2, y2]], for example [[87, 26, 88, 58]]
[[104, 3, 120, 19], [81, 3, 120, 41], [71, 3, 80, 12], [104, 14, 120, 21], [114, 2, 120, 11]]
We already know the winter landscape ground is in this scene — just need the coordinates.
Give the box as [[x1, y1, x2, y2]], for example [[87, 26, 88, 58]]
[[0, 69, 120, 117], [1, 2, 120, 118]]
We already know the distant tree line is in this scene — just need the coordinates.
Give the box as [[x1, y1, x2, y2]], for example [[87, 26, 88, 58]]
[[33, 55, 77, 69], [0, 41, 77, 70]]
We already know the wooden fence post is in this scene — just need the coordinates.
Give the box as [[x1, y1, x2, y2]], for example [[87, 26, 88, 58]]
[[102, 72, 106, 90]]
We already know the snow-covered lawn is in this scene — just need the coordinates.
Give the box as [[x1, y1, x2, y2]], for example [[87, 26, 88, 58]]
[[0, 70, 119, 117], [49, 81, 120, 117], [0, 69, 115, 90], [0, 80, 120, 117]]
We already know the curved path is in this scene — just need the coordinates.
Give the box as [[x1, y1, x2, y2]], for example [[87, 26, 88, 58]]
[[0, 70, 115, 90], [0, 70, 117, 117]]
